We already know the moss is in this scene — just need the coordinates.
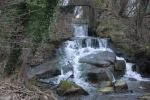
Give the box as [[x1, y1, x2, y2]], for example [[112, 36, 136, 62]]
[[59, 80, 75, 90], [23, 0, 59, 55], [47, 44, 55, 54]]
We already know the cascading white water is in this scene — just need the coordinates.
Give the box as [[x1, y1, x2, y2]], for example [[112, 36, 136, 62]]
[[125, 63, 143, 80], [116, 57, 149, 81], [73, 24, 88, 37]]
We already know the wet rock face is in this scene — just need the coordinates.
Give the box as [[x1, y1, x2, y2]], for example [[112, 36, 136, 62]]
[[79, 51, 116, 67], [56, 80, 88, 96]]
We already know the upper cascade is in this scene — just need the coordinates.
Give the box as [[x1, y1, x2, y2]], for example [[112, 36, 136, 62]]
[[73, 6, 88, 37], [74, 6, 83, 18]]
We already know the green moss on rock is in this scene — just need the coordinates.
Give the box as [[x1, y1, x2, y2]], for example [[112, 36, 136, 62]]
[[59, 80, 75, 90]]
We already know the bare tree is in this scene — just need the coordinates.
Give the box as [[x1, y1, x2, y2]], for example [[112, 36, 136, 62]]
[[136, 0, 150, 38]]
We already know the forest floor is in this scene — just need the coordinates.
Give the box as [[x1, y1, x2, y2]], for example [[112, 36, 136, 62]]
[[0, 78, 57, 100]]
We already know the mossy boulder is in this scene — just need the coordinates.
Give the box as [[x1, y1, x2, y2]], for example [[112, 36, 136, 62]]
[[56, 80, 88, 96]]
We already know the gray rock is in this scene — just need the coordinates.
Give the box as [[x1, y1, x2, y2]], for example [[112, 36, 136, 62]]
[[114, 80, 128, 92], [79, 51, 116, 67], [140, 93, 150, 100], [99, 81, 113, 88], [98, 87, 114, 94], [86, 67, 114, 83], [27, 60, 60, 79], [115, 60, 126, 71], [114, 60, 126, 78]]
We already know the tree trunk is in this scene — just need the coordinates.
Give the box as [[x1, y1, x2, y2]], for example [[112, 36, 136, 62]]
[[119, 0, 129, 17], [136, 0, 149, 39]]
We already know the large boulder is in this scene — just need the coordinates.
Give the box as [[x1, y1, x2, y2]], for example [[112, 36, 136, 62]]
[[27, 60, 60, 79], [80, 64, 115, 83], [79, 51, 116, 67], [114, 60, 126, 78], [56, 80, 88, 96]]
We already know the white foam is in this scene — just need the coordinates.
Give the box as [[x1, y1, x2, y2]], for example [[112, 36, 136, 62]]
[[124, 63, 143, 81]]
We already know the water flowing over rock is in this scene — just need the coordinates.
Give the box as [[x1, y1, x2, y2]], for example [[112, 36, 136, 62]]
[[79, 51, 116, 67]]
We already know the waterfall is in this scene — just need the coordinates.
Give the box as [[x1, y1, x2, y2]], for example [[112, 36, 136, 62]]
[[55, 0, 149, 92], [125, 63, 143, 80], [57, 6, 114, 90], [116, 57, 149, 81], [73, 24, 88, 37]]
